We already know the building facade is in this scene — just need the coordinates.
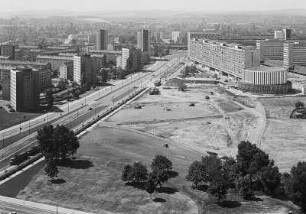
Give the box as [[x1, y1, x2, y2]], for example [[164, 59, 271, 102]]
[[188, 31, 220, 56], [189, 39, 260, 78], [284, 41, 306, 70], [256, 39, 285, 63], [10, 68, 40, 111], [96, 29, 108, 50], [36, 55, 74, 71], [238, 66, 291, 94], [137, 30, 150, 52], [0, 42, 15, 60], [73, 54, 95, 85]]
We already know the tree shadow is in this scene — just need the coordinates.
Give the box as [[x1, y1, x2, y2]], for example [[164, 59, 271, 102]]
[[153, 197, 167, 203], [217, 200, 241, 208], [50, 178, 66, 184], [156, 186, 178, 194], [126, 182, 147, 190], [244, 196, 263, 202], [167, 170, 179, 179], [56, 159, 94, 169]]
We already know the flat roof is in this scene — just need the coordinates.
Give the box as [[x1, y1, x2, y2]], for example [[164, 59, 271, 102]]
[[245, 66, 286, 72]]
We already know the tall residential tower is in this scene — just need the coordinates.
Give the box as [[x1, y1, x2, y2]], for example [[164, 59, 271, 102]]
[[137, 30, 150, 52], [96, 29, 108, 50]]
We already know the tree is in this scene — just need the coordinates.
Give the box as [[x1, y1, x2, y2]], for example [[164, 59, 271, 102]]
[[53, 125, 79, 161], [151, 155, 173, 173], [295, 101, 305, 109], [122, 164, 133, 182], [117, 67, 126, 79], [290, 162, 306, 211], [100, 68, 108, 84], [37, 125, 79, 161], [146, 176, 157, 200], [186, 160, 207, 188], [259, 163, 281, 196], [208, 174, 229, 201], [122, 162, 149, 183], [201, 155, 222, 182], [45, 158, 58, 180], [37, 125, 57, 158], [236, 141, 270, 176], [151, 155, 173, 188], [237, 175, 255, 200], [45, 88, 54, 109]]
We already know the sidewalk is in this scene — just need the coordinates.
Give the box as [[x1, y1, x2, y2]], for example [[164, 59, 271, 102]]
[[0, 195, 114, 214]]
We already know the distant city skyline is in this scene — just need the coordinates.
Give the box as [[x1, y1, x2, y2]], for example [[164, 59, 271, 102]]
[[0, 0, 306, 12]]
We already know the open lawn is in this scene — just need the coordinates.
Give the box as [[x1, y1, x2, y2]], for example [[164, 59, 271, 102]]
[[261, 119, 306, 172], [259, 96, 306, 172], [17, 126, 200, 214], [259, 96, 306, 119], [0, 107, 42, 131], [6, 86, 301, 213]]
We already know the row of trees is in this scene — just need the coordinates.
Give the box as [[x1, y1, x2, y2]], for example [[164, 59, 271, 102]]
[[186, 141, 306, 211], [37, 125, 80, 180], [122, 155, 177, 198]]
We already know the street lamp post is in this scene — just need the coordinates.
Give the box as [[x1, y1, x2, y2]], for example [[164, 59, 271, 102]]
[[28, 119, 30, 134]]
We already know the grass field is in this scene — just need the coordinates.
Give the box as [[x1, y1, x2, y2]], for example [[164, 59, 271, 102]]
[[259, 96, 306, 172], [0, 108, 42, 131], [259, 96, 306, 119], [17, 126, 200, 214], [8, 86, 302, 214], [261, 119, 306, 172]]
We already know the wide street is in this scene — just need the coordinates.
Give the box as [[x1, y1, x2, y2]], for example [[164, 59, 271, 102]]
[[0, 53, 186, 170]]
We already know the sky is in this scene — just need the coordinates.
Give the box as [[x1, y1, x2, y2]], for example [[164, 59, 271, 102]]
[[0, 0, 305, 12]]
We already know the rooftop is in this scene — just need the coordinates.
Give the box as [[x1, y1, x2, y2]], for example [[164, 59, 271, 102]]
[[36, 55, 74, 61], [192, 38, 256, 50], [246, 66, 286, 72]]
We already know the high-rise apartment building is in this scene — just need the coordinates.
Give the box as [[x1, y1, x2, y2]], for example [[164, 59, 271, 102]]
[[96, 29, 108, 50], [172, 31, 181, 43], [189, 39, 260, 78], [256, 39, 285, 63], [137, 30, 150, 52], [10, 68, 40, 111], [73, 54, 96, 85], [0, 42, 15, 60]]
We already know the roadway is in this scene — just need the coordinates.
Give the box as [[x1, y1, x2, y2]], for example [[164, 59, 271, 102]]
[[0, 54, 185, 169], [0, 199, 56, 214]]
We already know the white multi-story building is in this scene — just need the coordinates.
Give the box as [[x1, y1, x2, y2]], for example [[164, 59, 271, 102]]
[[172, 31, 181, 43], [73, 56, 82, 84], [189, 39, 260, 78], [121, 48, 130, 70], [243, 66, 287, 85]]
